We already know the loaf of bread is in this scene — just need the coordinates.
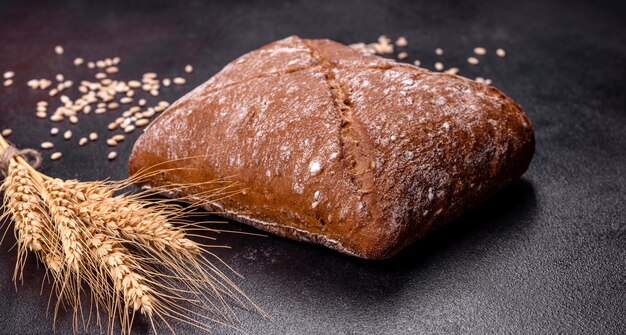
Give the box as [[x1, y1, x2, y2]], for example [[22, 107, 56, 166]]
[[128, 36, 534, 260]]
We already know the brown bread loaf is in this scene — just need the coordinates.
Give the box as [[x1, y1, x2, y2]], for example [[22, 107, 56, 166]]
[[128, 36, 534, 260]]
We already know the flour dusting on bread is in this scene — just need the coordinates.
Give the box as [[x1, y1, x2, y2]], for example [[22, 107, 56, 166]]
[[130, 36, 534, 259]]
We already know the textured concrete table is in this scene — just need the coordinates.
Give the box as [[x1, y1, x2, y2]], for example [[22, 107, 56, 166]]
[[0, 1, 624, 334]]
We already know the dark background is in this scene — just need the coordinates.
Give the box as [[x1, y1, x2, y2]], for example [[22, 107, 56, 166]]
[[0, 0, 624, 334]]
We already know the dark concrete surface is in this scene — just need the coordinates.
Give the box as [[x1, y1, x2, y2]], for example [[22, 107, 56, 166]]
[[0, 0, 624, 334]]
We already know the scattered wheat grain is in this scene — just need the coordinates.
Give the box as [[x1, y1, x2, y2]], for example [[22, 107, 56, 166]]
[[112, 134, 125, 142], [142, 109, 155, 118], [445, 67, 460, 75], [27, 79, 39, 89], [135, 119, 149, 127], [40, 80, 52, 89], [395, 37, 408, 47], [473, 47, 487, 56]]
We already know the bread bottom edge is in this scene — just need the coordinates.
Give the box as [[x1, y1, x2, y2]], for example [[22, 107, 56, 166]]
[[140, 184, 367, 259]]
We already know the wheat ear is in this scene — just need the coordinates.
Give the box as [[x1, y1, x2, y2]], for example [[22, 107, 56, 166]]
[[0, 134, 265, 334], [1, 161, 63, 277]]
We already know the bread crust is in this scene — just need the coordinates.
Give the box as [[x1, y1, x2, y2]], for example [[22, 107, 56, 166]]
[[128, 36, 534, 260]]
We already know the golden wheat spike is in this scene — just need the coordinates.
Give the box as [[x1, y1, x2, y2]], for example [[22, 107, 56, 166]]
[[0, 134, 264, 334]]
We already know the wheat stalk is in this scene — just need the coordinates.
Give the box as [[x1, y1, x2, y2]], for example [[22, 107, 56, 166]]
[[1, 161, 63, 278], [44, 178, 86, 271], [0, 134, 265, 334], [4, 163, 46, 252], [89, 231, 155, 313], [86, 195, 201, 256]]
